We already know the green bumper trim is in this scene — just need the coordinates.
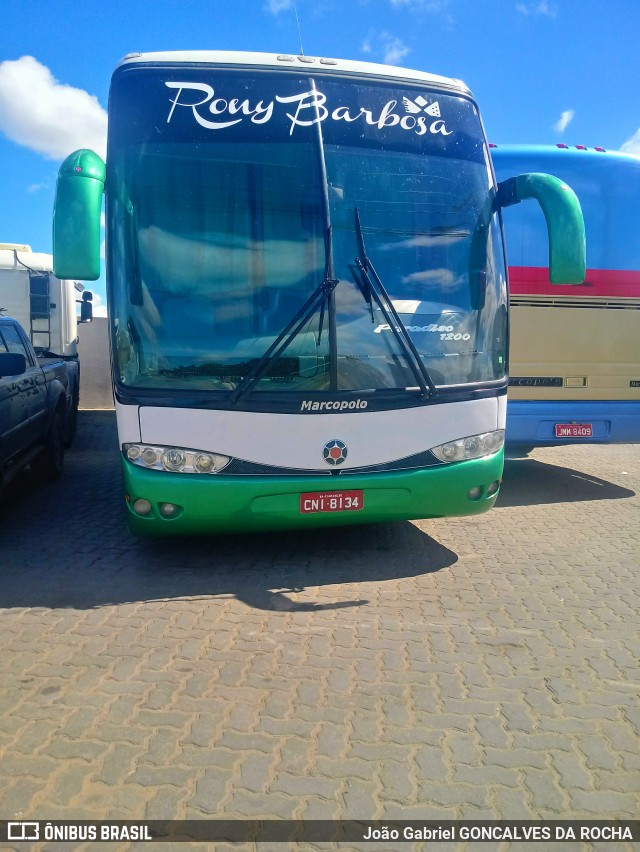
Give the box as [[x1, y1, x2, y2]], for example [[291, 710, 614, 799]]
[[122, 451, 504, 536]]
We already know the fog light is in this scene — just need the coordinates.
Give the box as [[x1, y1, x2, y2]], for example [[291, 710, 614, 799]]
[[133, 498, 152, 515], [467, 486, 483, 501], [486, 479, 501, 497], [159, 502, 179, 517]]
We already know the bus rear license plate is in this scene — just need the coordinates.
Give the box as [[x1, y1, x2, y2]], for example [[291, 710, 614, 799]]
[[555, 423, 593, 438], [300, 490, 364, 514]]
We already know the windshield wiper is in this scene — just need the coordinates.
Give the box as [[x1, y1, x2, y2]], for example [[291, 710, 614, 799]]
[[230, 226, 338, 405], [353, 208, 437, 398]]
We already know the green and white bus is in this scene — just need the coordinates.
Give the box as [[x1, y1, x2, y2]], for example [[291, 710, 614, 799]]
[[53, 51, 585, 535]]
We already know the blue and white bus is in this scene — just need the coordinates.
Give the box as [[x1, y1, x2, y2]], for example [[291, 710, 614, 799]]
[[493, 144, 640, 450]]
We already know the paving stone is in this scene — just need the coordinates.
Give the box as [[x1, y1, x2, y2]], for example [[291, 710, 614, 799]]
[[569, 789, 638, 817], [341, 777, 381, 818], [43, 738, 106, 762], [192, 770, 233, 814], [225, 790, 298, 819], [271, 772, 342, 801], [0, 778, 48, 816], [92, 741, 144, 786], [0, 416, 638, 825], [521, 766, 568, 814]]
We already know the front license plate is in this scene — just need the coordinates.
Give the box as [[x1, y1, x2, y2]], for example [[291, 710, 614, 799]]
[[300, 490, 364, 514], [555, 423, 593, 438]]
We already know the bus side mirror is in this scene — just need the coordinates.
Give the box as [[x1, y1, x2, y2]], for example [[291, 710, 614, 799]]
[[53, 149, 106, 281], [80, 290, 94, 323], [469, 226, 488, 311], [497, 173, 586, 284], [0, 352, 27, 377]]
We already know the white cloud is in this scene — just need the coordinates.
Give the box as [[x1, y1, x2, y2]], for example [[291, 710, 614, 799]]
[[390, 0, 451, 9], [361, 29, 411, 64], [553, 109, 575, 133], [265, 0, 292, 13], [516, 1, 557, 15], [389, 0, 454, 23], [90, 292, 108, 318], [401, 268, 462, 287], [621, 129, 640, 154], [382, 233, 468, 250], [0, 56, 107, 161], [380, 32, 411, 65]]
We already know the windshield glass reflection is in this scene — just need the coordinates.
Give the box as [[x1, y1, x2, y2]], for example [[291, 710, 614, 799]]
[[107, 74, 507, 397]]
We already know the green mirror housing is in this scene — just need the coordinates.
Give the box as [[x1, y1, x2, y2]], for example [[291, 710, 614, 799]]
[[53, 149, 106, 281], [497, 172, 586, 284]]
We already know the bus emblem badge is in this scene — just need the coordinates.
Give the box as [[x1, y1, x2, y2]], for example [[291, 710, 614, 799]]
[[402, 95, 441, 117], [323, 439, 348, 466]]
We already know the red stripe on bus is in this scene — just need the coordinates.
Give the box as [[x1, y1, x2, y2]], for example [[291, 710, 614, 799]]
[[508, 267, 640, 299]]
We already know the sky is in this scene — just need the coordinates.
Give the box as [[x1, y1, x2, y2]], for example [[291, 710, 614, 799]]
[[0, 0, 638, 315]]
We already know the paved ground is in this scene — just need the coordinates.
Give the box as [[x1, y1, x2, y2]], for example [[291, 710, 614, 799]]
[[0, 411, 638, 850]]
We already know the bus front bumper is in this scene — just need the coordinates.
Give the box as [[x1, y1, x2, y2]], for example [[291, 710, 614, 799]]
[[506, 400, 640, 448], [121, 451, 504, 536]]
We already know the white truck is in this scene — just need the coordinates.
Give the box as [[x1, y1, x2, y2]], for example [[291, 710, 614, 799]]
[[0, 243, 93, 444]]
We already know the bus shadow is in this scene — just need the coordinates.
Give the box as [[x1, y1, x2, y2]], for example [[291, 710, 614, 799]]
[[0, 509, 457, 612], [0, 410, 456, 612], [497, 457, 635, 508], [137, 523, 456, 612]]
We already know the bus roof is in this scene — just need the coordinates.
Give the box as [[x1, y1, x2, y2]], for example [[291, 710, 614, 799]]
[[492, 143, 640, 279], [490, 143, 640, 165], [115, 51, 471, 97]]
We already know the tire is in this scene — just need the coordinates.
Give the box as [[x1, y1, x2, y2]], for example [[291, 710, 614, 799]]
[[33, 409, 65, 481], [65, 390, 79, 447]]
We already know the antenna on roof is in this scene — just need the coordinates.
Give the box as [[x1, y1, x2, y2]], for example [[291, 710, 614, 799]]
[[293, 0, 304, 55]]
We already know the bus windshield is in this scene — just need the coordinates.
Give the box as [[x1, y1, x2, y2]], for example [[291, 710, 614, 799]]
[[107, 69, 507, 399]]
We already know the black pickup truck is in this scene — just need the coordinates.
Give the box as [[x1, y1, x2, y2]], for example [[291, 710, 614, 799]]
[[0, 315, 71, 492]]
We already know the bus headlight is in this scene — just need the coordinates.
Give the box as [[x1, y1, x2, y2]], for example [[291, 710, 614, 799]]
[[141, 447, 159, 466], [123, 444, 231, 474], [194, 452, 215, 473], [431, 429, 505, 463], [162, 448, 186, 471]]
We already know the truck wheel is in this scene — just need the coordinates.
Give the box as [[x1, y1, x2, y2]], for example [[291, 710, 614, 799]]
[[33, 409, 65, 481]]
